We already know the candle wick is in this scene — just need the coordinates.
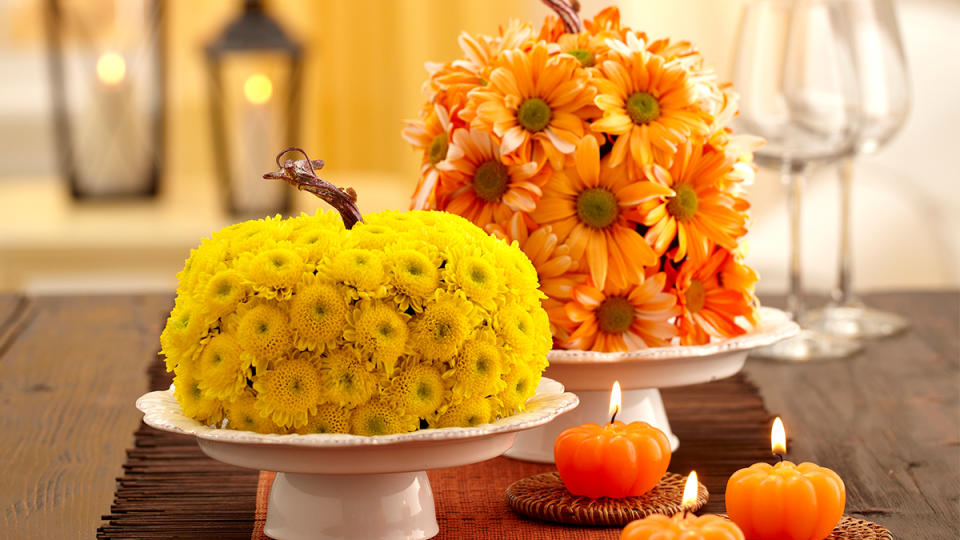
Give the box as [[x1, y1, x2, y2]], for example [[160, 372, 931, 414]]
[[609, 405, 619, 424], [776, 453, 784, 463]]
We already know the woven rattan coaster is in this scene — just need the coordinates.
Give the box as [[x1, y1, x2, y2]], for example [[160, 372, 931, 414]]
[[505, 471, 708, 526], [716, 514, 892, 540]]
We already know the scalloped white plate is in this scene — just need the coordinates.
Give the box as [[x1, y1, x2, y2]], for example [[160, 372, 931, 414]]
[[543, 307, 798, 391], [136, 377, 578, 474]]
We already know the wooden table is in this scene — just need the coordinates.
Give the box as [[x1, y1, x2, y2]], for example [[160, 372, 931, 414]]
[[0, 291, 957, 538]]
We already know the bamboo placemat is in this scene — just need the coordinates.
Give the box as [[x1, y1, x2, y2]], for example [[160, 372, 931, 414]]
[[99, 354, 775, 539]]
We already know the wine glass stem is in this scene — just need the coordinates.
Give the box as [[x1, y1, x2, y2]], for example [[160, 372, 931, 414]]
[[834, 156, 855, 306], [784, 164, 806, 322]]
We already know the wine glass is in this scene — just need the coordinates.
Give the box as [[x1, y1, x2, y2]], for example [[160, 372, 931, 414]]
[[732, 0, 864, 361], [806, 0, 911, 339]]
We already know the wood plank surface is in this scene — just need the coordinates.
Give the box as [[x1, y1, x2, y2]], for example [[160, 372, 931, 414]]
[[0, 294, 173, 539], [748, 291, 960, 539]]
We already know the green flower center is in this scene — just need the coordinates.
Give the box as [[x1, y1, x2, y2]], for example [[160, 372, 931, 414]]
[[378, 323, 393, 337], [366, 416, 387, 435], [597, 296, 635, 334], [416, 382, 433, 401], [685, 279, 706, 314], [473, 160, 510, 202], [314, 303, 326, 317], [568, 48, 595, 67], [626, 92, 660, 124], [666, 183, 699, 222], [576, 187, 619, 229], [407, 263, 422, 276], [217, 281, 232, 296], [517, 97, 551, 132], [428, 133, 448, 165]]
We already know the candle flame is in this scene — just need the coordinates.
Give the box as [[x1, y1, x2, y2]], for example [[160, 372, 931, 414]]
[[608, 381, 621, 423], [96, 52, 126, 85], [772, 416, 787, 456], [682, 471, 698, 509], [243, 73, 273, 105]]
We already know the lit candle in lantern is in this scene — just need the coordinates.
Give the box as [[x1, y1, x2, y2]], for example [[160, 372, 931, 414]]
[[620, 471, 745, 539], [231, 72, 285, 213], [554, 381, 671, 498], [77, 50, 149, 195], [725, 417, 845, 540]]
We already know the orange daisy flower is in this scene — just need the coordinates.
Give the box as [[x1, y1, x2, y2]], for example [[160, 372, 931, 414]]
[[432, 127, 549, 226], [592, 34, 713, 168], [670, 248, 756, 345], [469, 41, 596, 170], [632, 140, 748, 264], [402, 104, 461, 210], [564, 272, 680, 352], [531, 135, 669, 290], [487, 214, 586, 341]]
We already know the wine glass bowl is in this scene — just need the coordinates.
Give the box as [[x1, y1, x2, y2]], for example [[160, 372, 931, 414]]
[[733, 0, 864, 361], [805, 0, 912, 339]]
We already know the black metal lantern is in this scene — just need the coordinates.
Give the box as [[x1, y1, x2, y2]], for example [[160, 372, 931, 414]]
[[43, 0, 166, 199], [205, 0, 303, 217]]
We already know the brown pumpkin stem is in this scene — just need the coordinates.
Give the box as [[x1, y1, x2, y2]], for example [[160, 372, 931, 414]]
[[263, 147, 364, 229], [541, 0, 583, 33]]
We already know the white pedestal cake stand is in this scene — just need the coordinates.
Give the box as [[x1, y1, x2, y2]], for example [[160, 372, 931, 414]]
[[136, 378, 578, 540], [505, 307, 798, 463]]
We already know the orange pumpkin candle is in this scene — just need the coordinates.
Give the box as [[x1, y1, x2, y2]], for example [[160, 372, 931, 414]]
[[725, 418, 845, 540], [554, 382, 671, 498], [621, 472, 745, 540]]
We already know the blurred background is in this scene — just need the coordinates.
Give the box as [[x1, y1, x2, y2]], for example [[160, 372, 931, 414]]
[[0, 0, 957, 295]]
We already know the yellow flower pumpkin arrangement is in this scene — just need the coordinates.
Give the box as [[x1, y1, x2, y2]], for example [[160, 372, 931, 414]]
[[161, 149, 552, 435]]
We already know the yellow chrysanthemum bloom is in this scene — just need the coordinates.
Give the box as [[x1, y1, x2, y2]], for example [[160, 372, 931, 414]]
[[197, 333, 247, 401], [346, 300, 409, 375], [388, 249, 439, 312], [449, 336, 504, 400], [286, 212, 343, 266], [173, 367, 223, 426], [411, 292, 473, 361], [317, 348, 377, 407], [202, 269, 248, 321], [444, 252, 503, 310], [161, 299, 208, 371], [241, 245, 304, 299], [328, 249, 386, 293], [253, 356, 323, 428], [350, 399, 418, 436], [495, 303, 539, 353], [387, 364, 446, 419], [236, 302, 292, 368], [498, 363, 540, 414], [346, 223, 398, 251], [296, 404, 351, 434], [289, 277, 348, 351], [435, 396, 493, 428], [226, 392, 284, 434]]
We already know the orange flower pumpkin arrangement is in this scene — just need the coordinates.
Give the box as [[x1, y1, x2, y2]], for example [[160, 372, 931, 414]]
[[404, 1, 762, 352]]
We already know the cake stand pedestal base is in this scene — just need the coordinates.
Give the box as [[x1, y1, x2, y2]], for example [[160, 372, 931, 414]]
[[264, 471, 438, 540], [505, 388, 677, 463]]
